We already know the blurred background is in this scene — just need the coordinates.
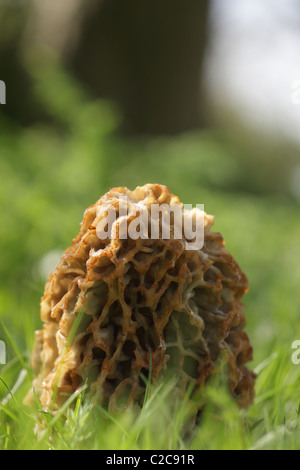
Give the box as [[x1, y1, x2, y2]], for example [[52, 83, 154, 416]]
[[1, 0, 300, 390]]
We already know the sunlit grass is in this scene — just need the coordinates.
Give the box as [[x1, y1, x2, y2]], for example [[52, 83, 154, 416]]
[[1, 344, 300, 450]]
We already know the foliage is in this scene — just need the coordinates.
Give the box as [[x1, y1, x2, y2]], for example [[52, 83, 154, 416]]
[[1, 57, 300, 450]]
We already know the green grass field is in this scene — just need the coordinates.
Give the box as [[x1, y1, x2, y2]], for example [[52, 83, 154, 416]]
[[1, 63, 300, 450]]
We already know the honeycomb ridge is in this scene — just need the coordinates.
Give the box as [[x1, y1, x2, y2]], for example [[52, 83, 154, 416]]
[[27, 184, 255, 412]]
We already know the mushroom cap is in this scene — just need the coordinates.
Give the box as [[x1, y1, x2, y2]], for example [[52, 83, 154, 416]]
[[27, 184, 255, 412]]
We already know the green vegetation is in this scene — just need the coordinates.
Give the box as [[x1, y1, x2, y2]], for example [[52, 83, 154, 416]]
[[1, 59, 300, 450]]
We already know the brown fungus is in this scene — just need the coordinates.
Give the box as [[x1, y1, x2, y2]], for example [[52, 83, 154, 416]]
[[26, 184, 255, 413]]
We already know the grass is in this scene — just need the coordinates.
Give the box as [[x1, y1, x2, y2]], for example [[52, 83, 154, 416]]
[[1, 56, 300, 450], [1, 346, 300, 450]]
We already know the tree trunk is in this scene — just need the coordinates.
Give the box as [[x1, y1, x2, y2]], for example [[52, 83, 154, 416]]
[[69, 0, 210, 135]]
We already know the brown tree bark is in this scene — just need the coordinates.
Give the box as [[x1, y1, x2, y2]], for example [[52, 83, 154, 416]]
[[0, 0, 210, 134], [69, 0, 210, 135]]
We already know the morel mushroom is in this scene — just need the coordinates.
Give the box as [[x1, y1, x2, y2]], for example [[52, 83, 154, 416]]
[[27, 184, 255, 412]]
